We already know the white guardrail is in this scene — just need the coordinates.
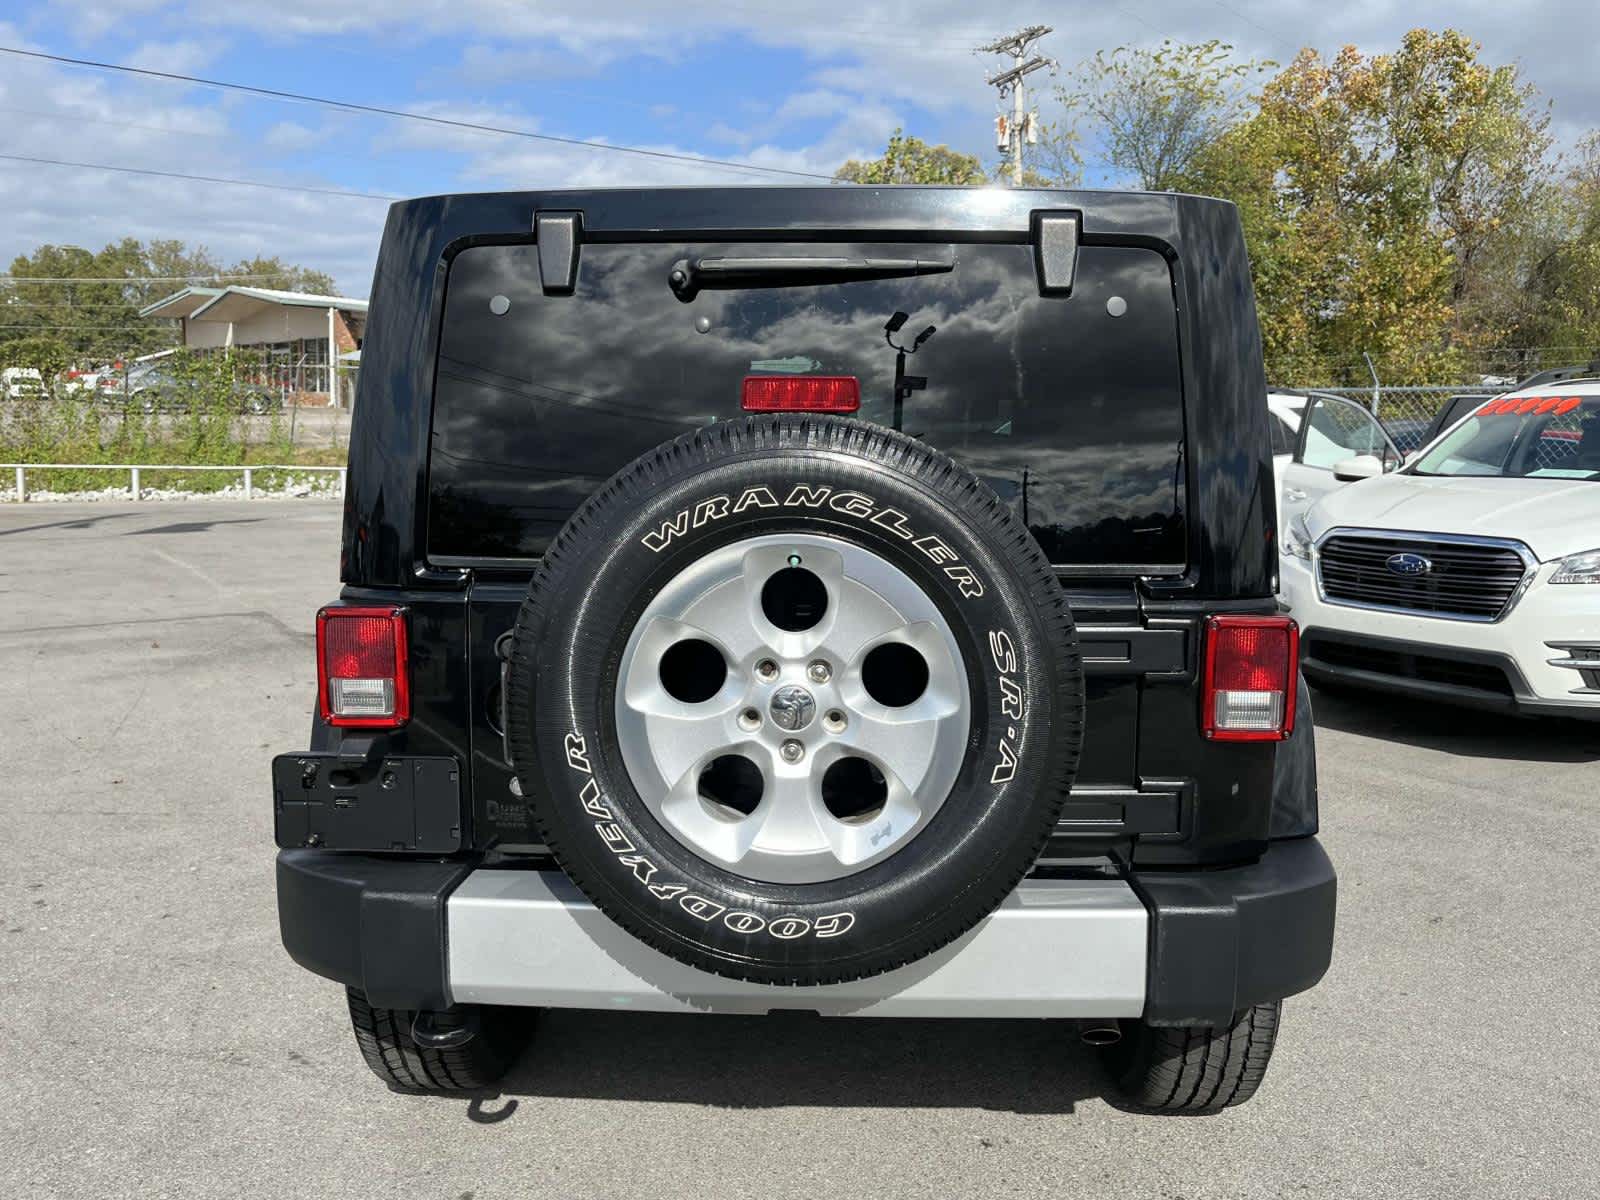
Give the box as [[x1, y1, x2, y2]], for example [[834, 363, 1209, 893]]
[[4, 462, 346, 502]]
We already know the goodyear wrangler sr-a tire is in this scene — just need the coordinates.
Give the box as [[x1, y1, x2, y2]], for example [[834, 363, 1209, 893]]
[[506, 417, 1084, 985]]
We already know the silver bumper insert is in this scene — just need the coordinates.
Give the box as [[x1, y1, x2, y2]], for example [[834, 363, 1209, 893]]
[[447, 869, 1147, 1017]]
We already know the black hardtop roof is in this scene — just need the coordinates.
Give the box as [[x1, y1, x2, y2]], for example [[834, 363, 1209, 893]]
[[384, 185, 1235, 242], [343, 184, 1273, 599]]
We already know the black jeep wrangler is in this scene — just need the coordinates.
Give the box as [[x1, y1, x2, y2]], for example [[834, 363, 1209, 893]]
[[274, 186, 1335, 1114]]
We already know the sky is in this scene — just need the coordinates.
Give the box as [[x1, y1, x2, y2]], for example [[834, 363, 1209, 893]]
[[0, 1, 1596, 297]]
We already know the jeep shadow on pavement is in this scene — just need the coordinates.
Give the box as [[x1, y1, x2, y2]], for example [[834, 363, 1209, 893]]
[[271, 186, 1335, 1115]]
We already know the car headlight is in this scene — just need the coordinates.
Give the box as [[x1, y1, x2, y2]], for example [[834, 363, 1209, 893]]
[[1550, 548, 1600, 585], [1282, 514, 1314, 561]]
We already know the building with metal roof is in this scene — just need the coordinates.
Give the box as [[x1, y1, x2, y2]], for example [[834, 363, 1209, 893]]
[[140, 286, 367, 404]]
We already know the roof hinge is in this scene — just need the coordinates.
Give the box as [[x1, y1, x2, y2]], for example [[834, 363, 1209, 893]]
[[1031, 211, 1080, 296], [534, 210, 582, 296]]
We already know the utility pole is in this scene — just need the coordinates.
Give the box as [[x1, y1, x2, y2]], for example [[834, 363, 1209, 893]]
[[977, 26, 1054, 187]]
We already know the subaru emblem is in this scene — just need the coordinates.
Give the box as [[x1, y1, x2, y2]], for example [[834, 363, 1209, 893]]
[[1385, 552, 1432, 576]]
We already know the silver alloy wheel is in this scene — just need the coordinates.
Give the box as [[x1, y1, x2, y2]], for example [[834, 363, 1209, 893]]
[[614, 533, 971, 885]]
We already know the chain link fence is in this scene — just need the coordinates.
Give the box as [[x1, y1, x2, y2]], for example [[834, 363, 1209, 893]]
[[1296, 384, 1505, 453], [1, 346, 355, 495], [1, 347, 355, 451]]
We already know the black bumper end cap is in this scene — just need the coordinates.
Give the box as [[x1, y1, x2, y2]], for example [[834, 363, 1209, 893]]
[[1135, 836, 1336, 1028], [276, 849, 477, 1011]]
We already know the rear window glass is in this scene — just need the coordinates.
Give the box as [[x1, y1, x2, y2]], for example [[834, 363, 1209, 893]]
[[429, 240, 1186, 569]]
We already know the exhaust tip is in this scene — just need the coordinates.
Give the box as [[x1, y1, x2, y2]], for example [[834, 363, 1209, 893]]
[[1077, 1020, 1122, 1047]]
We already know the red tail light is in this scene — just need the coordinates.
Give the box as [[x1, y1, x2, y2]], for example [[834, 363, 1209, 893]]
[[741, 375, 860, 413], [1202, 615, 1298, 741], [317, 606, 409, 728]]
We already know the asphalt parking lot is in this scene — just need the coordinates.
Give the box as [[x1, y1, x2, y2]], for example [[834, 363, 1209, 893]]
[[3, 500, 1597, 1200]]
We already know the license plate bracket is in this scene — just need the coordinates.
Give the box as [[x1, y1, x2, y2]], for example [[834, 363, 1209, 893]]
[[272, 753, 462, 852]]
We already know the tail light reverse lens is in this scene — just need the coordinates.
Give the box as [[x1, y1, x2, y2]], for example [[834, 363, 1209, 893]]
[[1202, 615, 1298, 741], [317, 606, 409, 727]]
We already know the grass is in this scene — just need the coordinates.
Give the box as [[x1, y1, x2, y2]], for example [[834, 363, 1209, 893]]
[[2, 393, 346, 495]]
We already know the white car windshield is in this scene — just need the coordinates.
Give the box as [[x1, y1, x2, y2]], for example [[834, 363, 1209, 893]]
[[1411, 394, 1600, 480]]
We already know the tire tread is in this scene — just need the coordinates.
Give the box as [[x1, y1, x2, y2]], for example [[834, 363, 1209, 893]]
[[346, 990, 531, 1093], [1106, 1001, 1281, 1115]]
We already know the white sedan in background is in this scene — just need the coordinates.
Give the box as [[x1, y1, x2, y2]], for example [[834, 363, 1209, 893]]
[[1279, 381, 1600, 719]]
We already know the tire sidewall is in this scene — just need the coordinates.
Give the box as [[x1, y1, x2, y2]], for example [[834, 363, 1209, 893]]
[[509, 425, 1082, 983]]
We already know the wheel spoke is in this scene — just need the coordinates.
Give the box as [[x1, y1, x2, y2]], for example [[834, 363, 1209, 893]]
[[619, 616, 738, 720], [822, 788, 923, 869], [747, 769, 833, 860], [658, 763, 760, 865], [847, 619, 965, 713], [835, 619, 964, 797], [676, 574, 770, 664], [837, 710, 945, 796], [818, 588, 915, 664], [640, 710, 741, 793]]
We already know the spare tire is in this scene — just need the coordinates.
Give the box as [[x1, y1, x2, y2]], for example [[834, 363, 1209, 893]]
[[505, 416, 1083, 985]]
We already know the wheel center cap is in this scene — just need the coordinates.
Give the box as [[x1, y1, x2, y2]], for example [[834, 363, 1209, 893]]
[[769, 684, 816, 731]]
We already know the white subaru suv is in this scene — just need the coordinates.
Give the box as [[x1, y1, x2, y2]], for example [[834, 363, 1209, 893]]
[[1279, 380, 1600, 719]]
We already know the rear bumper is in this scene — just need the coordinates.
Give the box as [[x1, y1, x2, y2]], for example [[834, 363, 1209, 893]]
[[277, 838, 1335, 1025]]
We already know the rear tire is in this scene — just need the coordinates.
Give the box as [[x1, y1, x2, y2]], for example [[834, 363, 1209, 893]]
[[1101, 1001, 1281, 1114], [346, 989, 535, 1093]]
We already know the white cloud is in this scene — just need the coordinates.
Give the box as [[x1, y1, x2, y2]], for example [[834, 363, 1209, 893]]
[[40, 4, 1600, 135], [262, 120, 322, 152], [772, 89, 853, 123], [704, 121, 754, 148], [121, 38, 222, 75], [0, 36, 385, 292]]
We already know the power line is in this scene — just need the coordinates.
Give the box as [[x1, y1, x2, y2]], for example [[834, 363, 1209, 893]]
[[0, 153, 399, 200], [0, 324, 155, 334], [1206, 1, 1301, 51], [0, 46, 837, 182]]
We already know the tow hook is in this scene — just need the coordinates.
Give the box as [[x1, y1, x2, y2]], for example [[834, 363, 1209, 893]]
[[411, 1008, 480, 1050]]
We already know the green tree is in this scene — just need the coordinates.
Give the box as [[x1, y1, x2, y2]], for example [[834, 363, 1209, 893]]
[[1, 240, 337, 368], [0, 242, 157, 363], [835, 130, 988, 185], [225, 255, 336, 295], [1185, 30, 1554, 385], [1512, 133, 1600, 361], [1006, 116, 1083, 188], [1, 334, 70, 392], [1055, 39, 1269, 191]]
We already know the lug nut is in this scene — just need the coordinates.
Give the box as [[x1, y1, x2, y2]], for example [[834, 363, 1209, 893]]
[[738, 708, 761, 731], [806, 660, 831, 684], [823, 710, 847, 734], [780, 739, 805, 764], [756, 659, 779, 682]]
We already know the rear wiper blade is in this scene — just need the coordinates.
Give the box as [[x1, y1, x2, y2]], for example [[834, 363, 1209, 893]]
[[667, 254, 954, 302]]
